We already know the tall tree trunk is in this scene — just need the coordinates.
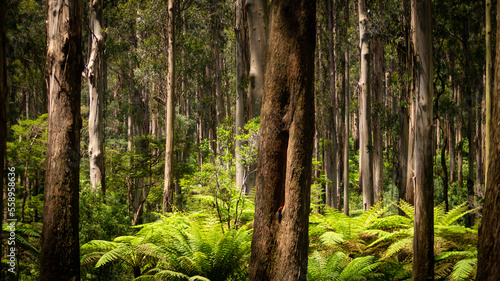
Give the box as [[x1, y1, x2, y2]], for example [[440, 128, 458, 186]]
[[372, 37, 384, 203], [485, 0, 493, 190], [248, 0, 316, 279], [163, 0, 176, 213], [358, 0, 373, 211], [0, 0, 7, 278], [235, 0, 248, 192], [343, 0, 349, 215], [86, 0, 106, 194], [245, 0, 268, 194], [411, 0, 434, 279], [325, 0, 337, 208], [40, 0, 83, 279], [476, 80, 484, 203], [476, 2, 500, 275]]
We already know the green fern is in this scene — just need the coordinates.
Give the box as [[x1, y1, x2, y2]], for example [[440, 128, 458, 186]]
[[308, 251, 383, 281]]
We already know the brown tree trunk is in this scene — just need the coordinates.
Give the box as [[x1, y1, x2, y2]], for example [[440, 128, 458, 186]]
[[39, 0, 83, 279], [248, 0, 316, 279], [485, 0, 493, 189], [86, 0, 106, 194], [411, 0, 434, 279], [163, 0, 176, 213], [358, 0, 373, 211], [476, 4, 500, 276]]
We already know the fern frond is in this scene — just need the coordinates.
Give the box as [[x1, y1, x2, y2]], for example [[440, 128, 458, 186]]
[[321, 231, 345, 245], [452, 257, 477, 281], [398, 199, 414, 220]]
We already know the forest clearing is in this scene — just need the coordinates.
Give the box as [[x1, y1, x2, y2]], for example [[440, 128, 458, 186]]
[[1, 0, 500, 280]]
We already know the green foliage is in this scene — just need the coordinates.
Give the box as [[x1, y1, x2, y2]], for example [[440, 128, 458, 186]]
[[308, 251, 383, 281], [81, 213, 252, 281]]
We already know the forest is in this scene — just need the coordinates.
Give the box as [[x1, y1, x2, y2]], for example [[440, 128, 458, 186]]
[[1, 0, 500, 280]]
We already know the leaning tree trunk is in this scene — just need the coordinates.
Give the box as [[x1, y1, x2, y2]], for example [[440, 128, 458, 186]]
[[476, 3, 500, 277], [86, 0, 106, 194], [411, 0, 434, 279], [248, 1, 316, 280], [358, 0, 373, 211], [40, 0, 83, 279], [163, 0, 176, 213]]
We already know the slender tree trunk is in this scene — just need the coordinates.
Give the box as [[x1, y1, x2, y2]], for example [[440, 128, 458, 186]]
[[87, 0, 106, 194], [325, 0, 337, 208], [411, 0, 434, 279], [476, 81, 483, 203], [0, 1, 7, 278], [485, 0, 493, 190], [235, 0, 248, 192], [476, 3, 500, 275], [40, 0, 83, 279], [248, 1, 316, 279], [163, 0, 176, 213], [358, 0, 373, 211], [245, 0, 268, 194], [343, 0, 349, 215], [372, 38, 384, 203]]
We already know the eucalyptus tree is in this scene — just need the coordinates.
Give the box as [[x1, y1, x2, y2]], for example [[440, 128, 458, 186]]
[[39, 0, 83, 278], [411, 0, 434, 279], [358, 0, 374, 211], [86, 0, 106, 194], [248, 0, 316, 279]]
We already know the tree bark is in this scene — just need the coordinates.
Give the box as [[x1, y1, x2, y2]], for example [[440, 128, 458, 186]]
[[372, 37, 384, 203], [358, 0, 373, 211], [485, 0, 493, 190], [325, 0, 337, 208], [86, 0, 106, 194], [248, 0, 316, 280], [343, 0, 349, 215], [235, 0, 248, 192], [411, 0, 434, 279], [163, 0, 176, 213], [476, 3, 500, 276], [40, 0, 83, 279]]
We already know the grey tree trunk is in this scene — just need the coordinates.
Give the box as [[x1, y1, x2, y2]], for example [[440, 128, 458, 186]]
[[163, 0, 176, 213], [86, 0, 106, 194], [343, 0, 350, 215], [372, 38, 384, 203], [411, 0, 434, 279], [235, 0, 248, 192], [40, 0, 83, 279], [358, 0, 373, 211]]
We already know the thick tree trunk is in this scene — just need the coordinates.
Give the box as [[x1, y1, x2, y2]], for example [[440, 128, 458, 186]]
[[411, 0, 434, 279], [87, 0, 106, 194], [235, 0, 248, 192], [163, 0, 176, 213], [358, 0, 373, 211], [248, 1, 316, 280], [476, 3, 500, 275], [40, 0, 83, 279]]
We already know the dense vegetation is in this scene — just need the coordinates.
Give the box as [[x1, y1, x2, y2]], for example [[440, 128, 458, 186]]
[[1, 0, 499, 280]]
